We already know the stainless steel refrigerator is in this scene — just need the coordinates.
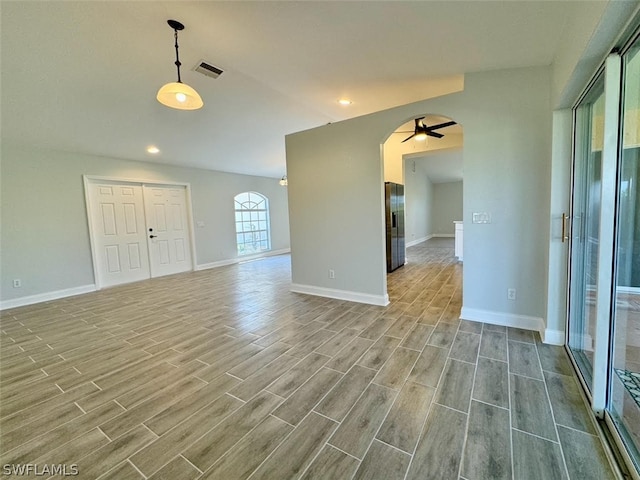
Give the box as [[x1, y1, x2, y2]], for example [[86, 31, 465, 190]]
[[385, 182, 405, 272]]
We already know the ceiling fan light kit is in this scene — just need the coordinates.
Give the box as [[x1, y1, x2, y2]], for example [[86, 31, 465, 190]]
[[413, 132, 428, 142], [157, 20, 203, 110]]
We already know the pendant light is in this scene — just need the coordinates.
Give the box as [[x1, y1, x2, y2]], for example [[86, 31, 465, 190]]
[[157, 20, 203, 110], [279, 175, 288, 186]]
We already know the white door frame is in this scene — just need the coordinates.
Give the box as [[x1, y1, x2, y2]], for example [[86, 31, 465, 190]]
[[83, 175, 198, 289]]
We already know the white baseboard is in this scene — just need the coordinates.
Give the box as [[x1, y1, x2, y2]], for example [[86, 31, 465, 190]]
[[1, 285, 97, 311], [2, 249, 292, 311], [406, 235, 433, 247], [196, 248, 291, 271], [432, 234, 455, 238], [290, 283, 390, 306], [460, 307, 562, 344], [541, 328, 565, 346]]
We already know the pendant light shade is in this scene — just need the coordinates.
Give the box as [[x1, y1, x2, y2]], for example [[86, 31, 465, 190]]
[[157, 20, 203, 111], [157, 82, 203, 110]]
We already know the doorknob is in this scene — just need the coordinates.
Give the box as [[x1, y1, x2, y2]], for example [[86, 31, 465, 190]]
[[149, 235, 157, 239]]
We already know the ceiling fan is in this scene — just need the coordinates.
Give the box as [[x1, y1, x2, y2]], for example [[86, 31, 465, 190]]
[[398, 117, 457, 142]]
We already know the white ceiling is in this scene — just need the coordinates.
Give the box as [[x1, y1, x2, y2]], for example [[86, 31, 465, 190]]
[[412, 149, 464, 184], [1, 1, 583, 178]]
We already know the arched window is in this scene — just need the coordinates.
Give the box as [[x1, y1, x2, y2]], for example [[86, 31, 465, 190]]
[[234, 192, 271, 256]]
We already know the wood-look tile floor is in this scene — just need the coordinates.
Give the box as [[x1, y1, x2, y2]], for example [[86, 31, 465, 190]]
[[0, 239, 617, 479]]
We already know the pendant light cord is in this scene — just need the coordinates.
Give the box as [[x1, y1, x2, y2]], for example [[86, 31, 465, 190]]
[[174, 29, 182, 83]]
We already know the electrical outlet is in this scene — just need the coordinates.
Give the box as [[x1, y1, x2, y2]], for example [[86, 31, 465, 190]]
[[328, 269, 335, 279], [508, 288, 516, 300], [13, 279, 21, 288]]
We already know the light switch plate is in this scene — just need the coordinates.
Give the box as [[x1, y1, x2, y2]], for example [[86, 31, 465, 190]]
[[472, 212, 491, 224]]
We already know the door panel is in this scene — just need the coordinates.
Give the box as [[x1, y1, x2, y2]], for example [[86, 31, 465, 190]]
[[88, 181, 150, 287], [143, 185, 192, 277], [567, 74, 605, 389], [609, 39, 640, 471]]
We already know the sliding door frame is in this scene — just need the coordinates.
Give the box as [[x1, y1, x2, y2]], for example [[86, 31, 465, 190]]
[[566, 19, 640, 480]]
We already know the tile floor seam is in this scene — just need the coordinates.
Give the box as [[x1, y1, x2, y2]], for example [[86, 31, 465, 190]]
[[374, 436, 415, 456], [511, 426, 561, 445], [533, 336, 571, 480], [470, 396, 510, 412], [338, 383, 400, 463], [434, 402, 469, 416], [325, 443, 364, 464], [74, 401, 87, 415], [97, 426, 112, 442], [457, 324, 481, 480], [477, 353, 508, 363], [509, 371, 547, 383], [506, 330, 515, 480], [127, 458, 149, 479], [206, 414, 293, 480], [555, 422, 602, 438]]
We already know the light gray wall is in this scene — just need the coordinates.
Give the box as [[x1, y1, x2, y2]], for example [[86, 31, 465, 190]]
[[432, 181, 463, 236], [403, 159, 433, 245], [286, 120, 388, 301], [544, 109, 572, 344], [0, 144, 290, 302], [461, 67, 551, 319], [286, 65, 552, 319]]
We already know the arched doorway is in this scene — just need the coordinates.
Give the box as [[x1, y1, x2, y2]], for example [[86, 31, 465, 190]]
[[381, 114, 463, 301]]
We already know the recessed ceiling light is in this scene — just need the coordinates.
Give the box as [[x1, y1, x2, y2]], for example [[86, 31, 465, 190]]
[[147, 146, 160, 154], [338, 99, 352, 106]]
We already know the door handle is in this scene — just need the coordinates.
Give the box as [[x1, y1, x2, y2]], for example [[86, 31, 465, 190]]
[[561, 213, 569, 243], [149, 235, 157, 239]]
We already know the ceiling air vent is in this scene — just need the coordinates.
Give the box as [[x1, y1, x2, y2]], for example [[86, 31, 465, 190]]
[[193, 61, 223, 79]]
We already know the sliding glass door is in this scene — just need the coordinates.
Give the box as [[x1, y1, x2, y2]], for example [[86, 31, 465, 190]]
[[567, 31, 640, 477], [608, 37, 640, 472], [567, 74, 605, 389]]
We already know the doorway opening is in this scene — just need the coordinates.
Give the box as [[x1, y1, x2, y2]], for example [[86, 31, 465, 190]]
[[382, 114, 463, 300]]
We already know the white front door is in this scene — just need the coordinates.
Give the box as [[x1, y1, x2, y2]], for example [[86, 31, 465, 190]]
[[142, 185, 193, 277], [86, 179, 194, 288], [87, 181, 151, 287]]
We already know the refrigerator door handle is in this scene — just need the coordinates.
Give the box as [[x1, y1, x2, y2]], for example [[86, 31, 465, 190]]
[[392, 212, 397, 228]]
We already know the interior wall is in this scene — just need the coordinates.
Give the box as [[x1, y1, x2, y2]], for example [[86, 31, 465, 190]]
[[432, 181, 463, 236], [0, 144, 290, 304], [286, 119, 389, 304], [403, 159, 433, 246], [460, 67, 551, 324], [286, 64, 553, 320], [545, 109, 573, 344]]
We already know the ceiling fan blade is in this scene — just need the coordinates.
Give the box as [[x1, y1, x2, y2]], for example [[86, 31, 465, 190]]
[[426, 131, 444, 139], [401, 133, 416, 143], [426, 121, 457, 131]]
